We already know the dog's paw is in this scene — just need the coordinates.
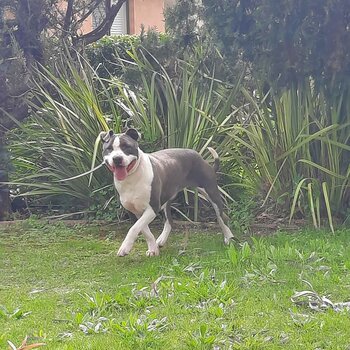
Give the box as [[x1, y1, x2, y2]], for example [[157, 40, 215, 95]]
[[224, 236, 239, 245], [156, 236, 167, 248], [117, 244, 132, 257], [224, 235, 234, 245], [117, 249, 129, 257], [146, 246, 159, 257]]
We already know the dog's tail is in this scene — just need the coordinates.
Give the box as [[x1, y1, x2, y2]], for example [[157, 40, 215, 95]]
[[207, 147, 220, 173]]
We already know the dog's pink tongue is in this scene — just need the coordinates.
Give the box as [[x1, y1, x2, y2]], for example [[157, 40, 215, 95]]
[[114, 166, 127, 181]]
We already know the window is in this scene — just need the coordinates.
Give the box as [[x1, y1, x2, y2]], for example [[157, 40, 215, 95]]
[[92, 1, 127, 35]]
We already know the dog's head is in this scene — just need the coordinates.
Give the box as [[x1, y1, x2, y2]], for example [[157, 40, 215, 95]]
[[100, 128, 140, 181]]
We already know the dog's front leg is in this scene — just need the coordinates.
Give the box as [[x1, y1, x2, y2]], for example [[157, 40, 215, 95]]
[[117, 206, 156, 257], [141, 225, 159, 257]]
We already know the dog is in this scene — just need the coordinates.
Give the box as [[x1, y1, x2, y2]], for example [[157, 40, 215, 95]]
[[100, 128, 234, 257]]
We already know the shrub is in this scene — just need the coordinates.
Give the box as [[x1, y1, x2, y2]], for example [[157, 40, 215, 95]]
[[202, 0, 350, 87], [183, 0, 350, 228], [7, 52, 122, 217], [85, 30, 179, 81], [85, 35, 140, 79], [8, 45, 245, 220], [93, 46, 246, 220], [230, 81, 350, 229]]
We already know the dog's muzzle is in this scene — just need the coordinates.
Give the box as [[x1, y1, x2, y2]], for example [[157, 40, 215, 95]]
[[113, 156, 123, 167], [107, 158, 137, 181]]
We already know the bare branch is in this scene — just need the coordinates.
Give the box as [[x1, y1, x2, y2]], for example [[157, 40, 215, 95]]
[[62, 0, 74, 37], [74, 0, 104, 27], [73, 0, 127, 46]]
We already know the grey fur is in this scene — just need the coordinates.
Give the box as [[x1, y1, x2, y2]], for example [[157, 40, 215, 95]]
[[149, 149, 220, 212]]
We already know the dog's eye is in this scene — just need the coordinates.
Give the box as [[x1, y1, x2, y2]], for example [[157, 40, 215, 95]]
[[106, 146, 113, 152]]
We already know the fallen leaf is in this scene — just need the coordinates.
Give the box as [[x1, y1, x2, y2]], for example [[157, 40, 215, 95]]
[[7, 336, 46, 350]]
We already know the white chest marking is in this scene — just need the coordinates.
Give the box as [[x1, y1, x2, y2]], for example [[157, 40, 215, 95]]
[[114, 151, 154, 215]]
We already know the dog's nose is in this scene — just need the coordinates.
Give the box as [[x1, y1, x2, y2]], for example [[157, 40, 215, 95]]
[[113, 156, 123, 166]]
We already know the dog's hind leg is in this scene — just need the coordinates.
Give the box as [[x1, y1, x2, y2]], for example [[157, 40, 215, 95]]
[[156, 201, 173, 247], [200, 186, 234, 245]]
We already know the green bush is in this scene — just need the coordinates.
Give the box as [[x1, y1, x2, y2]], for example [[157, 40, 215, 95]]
[[7, 51, 122, 217], [202, 0, 350, 87], [188, 0, 350, 228], [85, 30, 178, 81], [85, 35, 140, 79], [229, 81, 350, 229], [8, 45, 246, 220]]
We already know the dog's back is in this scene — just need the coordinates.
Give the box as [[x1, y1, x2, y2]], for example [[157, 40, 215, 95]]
[[148, 149, 218, 209]]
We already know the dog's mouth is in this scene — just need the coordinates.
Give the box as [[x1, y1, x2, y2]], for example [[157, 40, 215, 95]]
[[108, 160, 137, 181]]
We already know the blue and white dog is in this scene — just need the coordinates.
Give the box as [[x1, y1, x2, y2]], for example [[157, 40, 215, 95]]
[[101, 128, 234, 256]]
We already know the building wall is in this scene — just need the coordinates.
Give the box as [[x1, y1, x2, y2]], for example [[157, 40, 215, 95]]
[[70, 0, 170, 35], [79, 16, 93, 35], [129, 0, 165, 34]]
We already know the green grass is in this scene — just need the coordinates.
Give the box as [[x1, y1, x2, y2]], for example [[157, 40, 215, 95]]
[[1, 220, 350, 349]]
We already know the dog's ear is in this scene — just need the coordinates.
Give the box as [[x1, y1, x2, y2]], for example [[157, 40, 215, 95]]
[[100, 130, 114, 143], [125, 128, 140, 141]]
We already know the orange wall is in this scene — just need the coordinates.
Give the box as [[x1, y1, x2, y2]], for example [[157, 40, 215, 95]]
[[63, 0, 166, 35], [129, 0, 165, 34], [79, 15, 92, 35]]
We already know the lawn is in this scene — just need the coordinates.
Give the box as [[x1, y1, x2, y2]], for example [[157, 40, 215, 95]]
[[1, 220, 350, 349]]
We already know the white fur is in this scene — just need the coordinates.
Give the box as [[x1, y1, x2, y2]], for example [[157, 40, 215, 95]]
[[109, 141, 234, 255], [141, 225, 159, 256], [117, 205, 156, 256], [114, 150, 153, 215], [156, 220, 172, 247], [113, 150, 158, 256], [212, 202, 234, 245]]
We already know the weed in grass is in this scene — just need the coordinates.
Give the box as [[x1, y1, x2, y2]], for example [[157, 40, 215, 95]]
[[186, 323, 217, 348], [229, 198, 257, 234], [56, 332, 73, 341], [106, 313, 169, 348], [289, 308, 317, 328], [227, 241, 252, 267], [78, 318, 109, 335], [242, 261, 280, 286], [80, 290, 118, 315], [291, 280, 350, 312], [0, 306, 31, 320]]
